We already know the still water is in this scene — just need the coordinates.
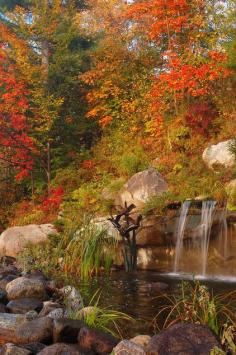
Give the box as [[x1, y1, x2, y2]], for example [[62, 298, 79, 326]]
[[77, 271, 236, 337]]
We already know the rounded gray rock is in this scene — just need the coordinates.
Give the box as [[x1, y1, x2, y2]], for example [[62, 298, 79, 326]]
[[6, 277, 46, 300]]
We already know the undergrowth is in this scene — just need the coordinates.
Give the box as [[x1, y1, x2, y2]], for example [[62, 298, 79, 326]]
[[17, 215, 117, 280]]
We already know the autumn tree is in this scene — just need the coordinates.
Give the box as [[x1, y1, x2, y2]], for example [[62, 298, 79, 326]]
[[0, 0, 95, 193], [0, 46, 34, 181], [127, 0, 231, 141], [81, 0, 156, 139]]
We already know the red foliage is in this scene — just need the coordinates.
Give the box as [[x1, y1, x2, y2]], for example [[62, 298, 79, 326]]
[[185, 103, 218, 136], [42, 187, 64, 212], [82, 159, 95, 170], [127, 0, 231, 133], [0, 48, 35, 180]]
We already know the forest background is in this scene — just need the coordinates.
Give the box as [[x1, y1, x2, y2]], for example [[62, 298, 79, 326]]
[[0, 0, 235, 230]]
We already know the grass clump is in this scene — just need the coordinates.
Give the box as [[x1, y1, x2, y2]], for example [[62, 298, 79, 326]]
[[70, 289, 133, 338], [64, 215, 117, 279]]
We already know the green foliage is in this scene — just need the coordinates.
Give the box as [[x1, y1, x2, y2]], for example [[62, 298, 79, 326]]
[[142, 191, 179, 216], [51, 165, 82, 194], [17, 240, 63, 280], [211, 325, 236, 355], [14, 209, 45, 226], [1, 0, 236, 257], [118, 149, 149, 175], [229, 138, 236, 158], [71, 182, 101, 212], [227, 187, 236, 210], [64, 215, 117, 279], [17, 214, 117, 281], [107, 178, 125, 193]]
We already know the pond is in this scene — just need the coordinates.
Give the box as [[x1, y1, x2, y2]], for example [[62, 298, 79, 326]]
[[78, 271, 236, 338]]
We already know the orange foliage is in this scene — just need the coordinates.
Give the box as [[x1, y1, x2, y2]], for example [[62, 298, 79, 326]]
[[0, 46, 35, 180], [127, 0, 231, 139]]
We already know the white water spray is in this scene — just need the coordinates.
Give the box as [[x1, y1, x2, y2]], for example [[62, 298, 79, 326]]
[[200, 200, 216, 276], [173, 201, 191, 273]]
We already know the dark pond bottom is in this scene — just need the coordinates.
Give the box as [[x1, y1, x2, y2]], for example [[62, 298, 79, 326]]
[[77, 271, 236, 338]]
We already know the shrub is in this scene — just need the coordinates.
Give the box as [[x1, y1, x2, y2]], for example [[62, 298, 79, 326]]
[[71, 182, 101, 213], [17, 240, 63, 280], [42, 187, 64, 213]]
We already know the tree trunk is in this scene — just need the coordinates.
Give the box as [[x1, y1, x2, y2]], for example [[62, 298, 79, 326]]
[[41, 40, 49, 77], [46, 142, 51, 196]]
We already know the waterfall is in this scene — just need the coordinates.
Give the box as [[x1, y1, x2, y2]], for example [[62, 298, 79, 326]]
[[173, 201, 191, 273], [218, 205, 228, 260], [173, 200, 217, 276], [169, 199, 236, 280], [200, 200, 216, 276]]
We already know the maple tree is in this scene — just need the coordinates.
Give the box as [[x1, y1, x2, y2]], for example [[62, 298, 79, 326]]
[[127, 0, 231, 138], [0, 47, 35, 181]]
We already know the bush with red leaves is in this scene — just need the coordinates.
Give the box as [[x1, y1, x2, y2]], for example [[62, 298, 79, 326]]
[[42, 187, 64, 212], [185, 103, 218, 137]]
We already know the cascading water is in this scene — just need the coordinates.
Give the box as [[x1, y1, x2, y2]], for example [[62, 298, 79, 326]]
[[163, 198, 236, 281], [173, 200, 191, 273], [200, 200, 216, 276], [173, 200, 218, 276], [218, 204, 228, 260]]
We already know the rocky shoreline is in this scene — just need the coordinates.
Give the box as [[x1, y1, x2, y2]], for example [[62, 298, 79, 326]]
[[0, 256, 223, 355]]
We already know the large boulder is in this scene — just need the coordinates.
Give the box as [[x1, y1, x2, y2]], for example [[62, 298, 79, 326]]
[[202, 140, 235, 170], [0, 276, 18, 291], [145, 323, 221, 355], [0, 224, 57, 257], [117, 168, 168, 209], [6, 277, 46, 301], [97, 215, 167, 247]]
